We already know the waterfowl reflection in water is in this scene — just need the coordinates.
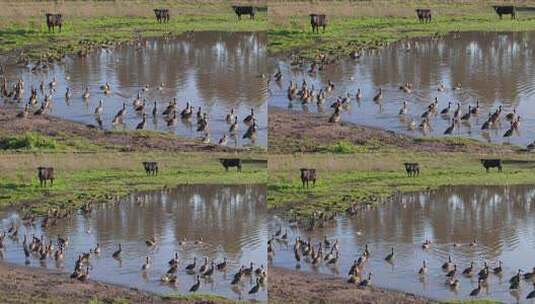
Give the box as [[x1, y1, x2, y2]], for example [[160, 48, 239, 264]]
[[269, 31, 535, 147], [0, 184, 268, 301], [268, 185, 535, 302], [3, 31, 269, 148]]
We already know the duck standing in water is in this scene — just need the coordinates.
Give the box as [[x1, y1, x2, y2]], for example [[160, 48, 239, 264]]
[[243, 108, 255, 125], [373, 88, 383, 103], [94, 100, 103, 116], [243, 120, 257, 141], [189, 275, 201, 292], [82, 87, 90, 100], [141, 256, 151, 270], [226, 108, 236, 124]]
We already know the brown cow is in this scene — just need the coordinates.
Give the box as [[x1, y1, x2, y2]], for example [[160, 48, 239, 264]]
[[37, 167, 54, 187], [154, 9, 170, 23], [45, 13, 63, 32], [404, 163, 420, 177], [142, 161, 159, 176], [300, 168, 317, 188], [310, 14, 327, 33], [416, 9, 432, 23]]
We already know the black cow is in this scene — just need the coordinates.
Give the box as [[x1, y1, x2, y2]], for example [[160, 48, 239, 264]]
[[232, 6, 256, 20], [415, 9, 432, 23], [300, 168, 317, 189], [45, 13, 63, 33], [310, 14, 327, 33], [154, 9, 170, 23], [220, 158, 242, 172], [404, 163, 420, 177], [142, 161, 159, 176], [493, 6, 516, 19], [37, 167, 54, 187], [481, 159, 502, 172]]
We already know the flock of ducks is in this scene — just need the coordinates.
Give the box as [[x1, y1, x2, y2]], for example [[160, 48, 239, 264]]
[[275, 69, 532, 147], [0, 207, 266, 297], [268, 226, 535, 300], [3, 76, 259, 145]]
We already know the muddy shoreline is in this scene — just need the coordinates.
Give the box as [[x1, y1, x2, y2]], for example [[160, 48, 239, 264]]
[[0, 104, 237, 152], [268, 106, 518, 154], [269, 266, 433, 304], [0, 261, 229, 304]]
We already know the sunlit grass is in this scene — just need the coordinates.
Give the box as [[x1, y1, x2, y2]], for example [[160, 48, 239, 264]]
[[268, 148, 535, 216], [0, 151, 267, 214]]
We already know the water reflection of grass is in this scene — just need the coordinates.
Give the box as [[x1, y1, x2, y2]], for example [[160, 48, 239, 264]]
[[0, 150, 267, 214], [268, 145, 535, 217]]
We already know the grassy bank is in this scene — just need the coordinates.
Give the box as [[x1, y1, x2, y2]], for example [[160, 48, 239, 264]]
[[0, 0, 267, 61], [268, 145, 535, 217], [0, 150, 266, 214], [268, 0, 535, 59], [5, 0, 535, 62]]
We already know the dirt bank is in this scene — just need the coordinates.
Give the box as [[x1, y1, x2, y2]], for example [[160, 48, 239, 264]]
[[268, 266, 432, 304], [268, 106, 517, 154], [0, 262, 232, 304], [0, 104, 236, 152]]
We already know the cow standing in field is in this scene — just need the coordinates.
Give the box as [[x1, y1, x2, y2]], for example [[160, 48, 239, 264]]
[[45, 13, 63, 32], [232, 6, 256, 20], [300, 168, 317, 189], [493, 6, 516, 19], [142, 161, 159, 176], [415, 9, 432, 23], [37, 167, 54, 187], [404, 163, 420, 177], [154, 9, 170, 23], [481, 159, 502, 172], [220, 158, 242, 172], [310, 14, 327, 33]]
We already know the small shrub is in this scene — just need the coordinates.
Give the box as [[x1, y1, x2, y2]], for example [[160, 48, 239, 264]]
[[0, 133, 58, 150]]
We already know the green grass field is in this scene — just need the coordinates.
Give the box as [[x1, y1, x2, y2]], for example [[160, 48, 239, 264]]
[[268, 143, 535, 217], [5, 0, 535, 61], [0, 0, 268, 60], [0, 149, 266, 214]]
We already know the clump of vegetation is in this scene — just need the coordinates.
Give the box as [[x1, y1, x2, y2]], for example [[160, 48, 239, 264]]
[[321, 140, 385, 153], [0, 133, 59, 150]]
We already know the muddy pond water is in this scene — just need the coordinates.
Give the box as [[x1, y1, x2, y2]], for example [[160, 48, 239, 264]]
[[4, 31, 269, 148], [269, 31, 535, 146], [0, 184, 268, 301], [269, 185, 535, 303]]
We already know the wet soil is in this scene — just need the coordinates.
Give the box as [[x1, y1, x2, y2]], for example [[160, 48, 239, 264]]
[[0, 262, 228, 304], [268, 107, 517, 154], [0, 105, 234, 152], [269, 266, 432, 304]]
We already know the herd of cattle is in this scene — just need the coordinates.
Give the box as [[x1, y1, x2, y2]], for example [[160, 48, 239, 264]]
[[36, 159, 244, 187], [297, 159, 504, 189], [42, 5, 518, 34], [36, 158, 505, 188], [43, 5, 257, 32]]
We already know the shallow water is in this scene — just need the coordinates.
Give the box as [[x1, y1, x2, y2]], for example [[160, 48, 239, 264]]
[[4, 31, 269, 147], [0, 184, 268, 301], [269, 185, 535, 303], [269, 31, 535, 146]]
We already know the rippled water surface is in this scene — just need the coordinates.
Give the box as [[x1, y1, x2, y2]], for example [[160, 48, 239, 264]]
[[0, 184, 268, 301], [269, 32, 535, 146], [5, 31, 269, 147], [269, 185, 535, 303]]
